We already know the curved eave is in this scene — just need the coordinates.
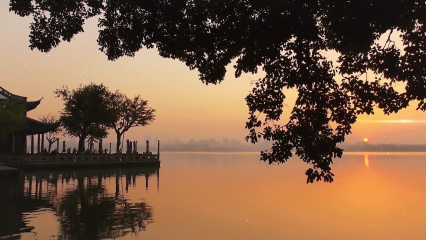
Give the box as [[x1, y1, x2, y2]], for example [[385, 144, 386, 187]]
[[26, 99, 42, 112], [23, 117, 60, 135], [0, 86, 27, 102]]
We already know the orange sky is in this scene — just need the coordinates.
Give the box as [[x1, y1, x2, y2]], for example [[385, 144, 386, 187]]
[[1, 1, 426, 145]]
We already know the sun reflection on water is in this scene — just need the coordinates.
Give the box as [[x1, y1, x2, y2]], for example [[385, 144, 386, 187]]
[[364, 154, 369, 167]]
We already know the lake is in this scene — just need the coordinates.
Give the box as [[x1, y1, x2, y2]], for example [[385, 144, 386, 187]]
[[1, 152, 426, 240]]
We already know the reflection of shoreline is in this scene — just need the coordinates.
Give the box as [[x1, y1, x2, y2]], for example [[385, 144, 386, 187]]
[[161, 151, 426, 155], [342, 144, 426, 152], [343, 152, 426, 155], [0, 166, 160, 240]]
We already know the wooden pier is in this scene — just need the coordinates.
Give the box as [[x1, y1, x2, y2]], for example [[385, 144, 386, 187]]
[[0, 153, 160, 170]]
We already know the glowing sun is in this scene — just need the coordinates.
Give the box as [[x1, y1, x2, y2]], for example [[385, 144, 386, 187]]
[[363, 138, 369, 143]]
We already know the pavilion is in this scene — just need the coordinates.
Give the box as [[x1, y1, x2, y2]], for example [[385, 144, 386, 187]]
[[0, 86, 60, 155]]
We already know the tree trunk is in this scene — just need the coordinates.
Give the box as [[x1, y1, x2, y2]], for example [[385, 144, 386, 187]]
[[116, 133, 122, 154], [78, 135, 87, 153], [48, 141, 54, 153]]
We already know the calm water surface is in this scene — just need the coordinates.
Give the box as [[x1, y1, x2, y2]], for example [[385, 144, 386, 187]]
[[1, 152, 426, 240]]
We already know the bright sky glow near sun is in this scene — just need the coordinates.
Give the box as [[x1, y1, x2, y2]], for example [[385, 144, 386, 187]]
[[1, 1, 426, 145]]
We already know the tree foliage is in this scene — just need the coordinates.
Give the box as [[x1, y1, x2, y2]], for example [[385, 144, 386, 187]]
[[10, 0, 426, 182], [39, 113, 62, 152], [0, 100, 26, 137], [111, 94, 155, 153], [54, 83, 118, 152]]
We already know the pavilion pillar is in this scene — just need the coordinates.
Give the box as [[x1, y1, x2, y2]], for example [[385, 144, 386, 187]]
[[22, 134, 26, 155], [41, 133, 44, 153], [37, 134, 41, 154], [30, 135, 34, 155], [22, 135, 27, 155], [17, 134, 24, 155]]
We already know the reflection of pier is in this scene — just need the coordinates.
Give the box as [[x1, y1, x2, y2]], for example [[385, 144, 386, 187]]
[[0, 166, 160, 239]]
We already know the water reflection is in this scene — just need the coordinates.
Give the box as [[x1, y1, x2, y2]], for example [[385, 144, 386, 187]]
[[364, 154, 369, 167], [0, 166, 160, 240], [0, 178, 34, 239]]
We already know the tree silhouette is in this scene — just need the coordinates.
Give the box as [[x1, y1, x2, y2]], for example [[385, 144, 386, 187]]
[[39, 113, 62, 152], [0, 100, 26, 138], [111, 94, 156, 154], [9, 1, 426, 182], [54, 83, 119, 153]]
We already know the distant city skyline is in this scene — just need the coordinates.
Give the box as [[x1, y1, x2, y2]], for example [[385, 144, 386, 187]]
[[27, 134, 426, 154]]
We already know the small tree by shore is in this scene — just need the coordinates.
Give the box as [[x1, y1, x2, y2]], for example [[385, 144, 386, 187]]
[[55, 83, 155, 154], [110, 94, 155, 154], [55, 83, 119, 153], [38, 113, 62, 152]]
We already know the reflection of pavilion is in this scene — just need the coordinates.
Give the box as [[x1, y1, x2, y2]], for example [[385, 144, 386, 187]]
[[0, 166, 160, 239], [0, 179, 53, 239]]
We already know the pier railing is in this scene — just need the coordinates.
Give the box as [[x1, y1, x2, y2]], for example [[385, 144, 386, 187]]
[[2, 153, 159, 164]]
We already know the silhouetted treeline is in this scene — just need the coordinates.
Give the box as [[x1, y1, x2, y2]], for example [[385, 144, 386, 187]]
[[162, 138, 272, 152], [341, 143, 426, 152], [163, 140, 426, 152]]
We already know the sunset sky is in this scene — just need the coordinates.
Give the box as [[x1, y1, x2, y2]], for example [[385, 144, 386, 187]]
[[1, 1, 426, 145]]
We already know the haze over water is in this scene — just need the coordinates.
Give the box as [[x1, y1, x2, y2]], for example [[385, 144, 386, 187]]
[[1, 152, 425, 240]]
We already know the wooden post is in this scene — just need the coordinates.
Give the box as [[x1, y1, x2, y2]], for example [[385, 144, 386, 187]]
[[37, 134, 40, 154], [156, 168, 160, 191], [133, 141, 136, 154], [157, 139, 160, 159], [41, 133, 44, 153], [55, 138, 59, 163], [30, 135, 34, 155], [146, 140, 149, 154]]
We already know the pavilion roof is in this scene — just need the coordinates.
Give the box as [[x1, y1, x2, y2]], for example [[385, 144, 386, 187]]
[[26, 99, 41, 112], [23, 117, 60, 135], [0, 86, 43, 112], [0, 86, 26, 102]]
